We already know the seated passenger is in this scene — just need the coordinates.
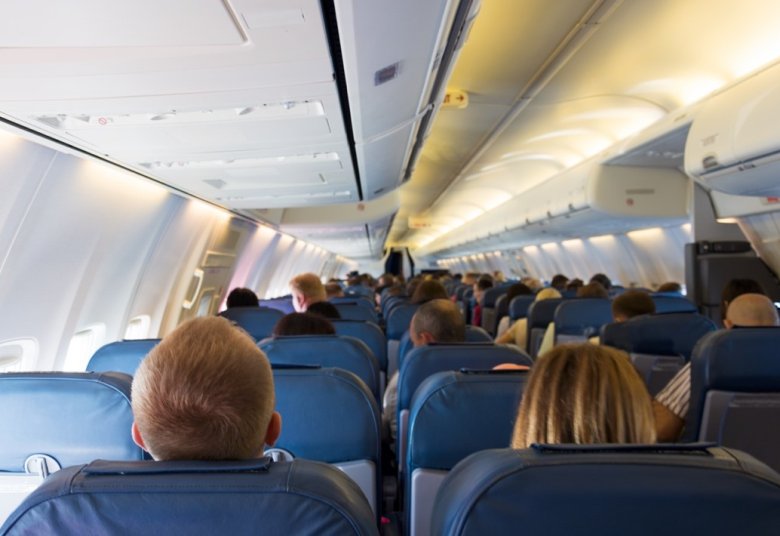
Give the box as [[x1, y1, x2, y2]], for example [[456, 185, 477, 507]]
[[495, 283, 533, 337], [471, 276, 494, 326], [585, 289, 656, 345], [511, 344, 655, 447], [550, 274, 569, 292], [719, 278, 765, 324], [226, 287, 259, 308], [306, 300, 342, 320], [566, 278, 584, 293], [131, 316, 281, 460], [383, 299, 466, 444], [410, 279, 449, 304], [290, 273, 327, 312], [589, 273, 612, 291], [495, 287, 561, 349], [537, 282, 609, 355], [657, 281, 682, 294], [324, 282, 345, 299], [273, 312, 336, 336], [654, 292, 779, 442]]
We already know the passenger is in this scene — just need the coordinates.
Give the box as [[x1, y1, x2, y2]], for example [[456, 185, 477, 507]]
[[720, 278, 765, 323], [495, 287, 561, 350], [550, 274, 569, 291], [611, 289, 655, 322], [305, 301, 341, 320], [654, 292, 779, 441], [521, 277, 543, 292], [589, 273, 612, 291], [273, 312, 336, 336], [383, 299, 466, 444], [289, 273, 327, 312], [324, 282, 344, 299], [493, 270, 506, 283], [496, 283, 533, 337], [511, 344, 655, 448], [472, 276, 494, 326], [565, 278, 584, 293], [411, 279, 448, 304], [131, 316, 281, 460], [536, 282, 609, 355], [657, 281, 682, 294], [225, 287, 259, 308]]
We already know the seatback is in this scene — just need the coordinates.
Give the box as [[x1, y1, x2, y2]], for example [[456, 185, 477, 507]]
[[218, 306, 284, 340], [398, 325, 494, 375], [86, 339, 160, 375], [526, 298, 564, 356], [494, 294, 509, 332], [405, 370, 527, 536], [258, 297, 295, 314], [332, 320, 387, 373], [553, 298, 612, 343], [345, 285, 374, 299], [386, 303, 419, 378], [509, 295, 534, 320], [0, 372, 144, 524], [397, 343, 532, 467], [333, 302, 379, 323], [688, 328, 780, 470], [651, 295, 698, 314], [0, 458, 378, 536], [331, 295, 375, 309], [480, 286, 507, 335], [258, 335, 380, 400], [601, 313, 717, 395], [431, 444, 780, 536], [272, 367, 381, 517]]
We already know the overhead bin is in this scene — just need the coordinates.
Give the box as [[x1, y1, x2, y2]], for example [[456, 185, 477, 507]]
[[685, 62, 780, 196], [416, 159, 689, 257]]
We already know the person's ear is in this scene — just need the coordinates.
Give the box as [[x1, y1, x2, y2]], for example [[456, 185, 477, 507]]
[[131, 422, 147, 450], [420, 331, 436, 345], [724, 318, 734, 329], [265, 411, 282, 447]]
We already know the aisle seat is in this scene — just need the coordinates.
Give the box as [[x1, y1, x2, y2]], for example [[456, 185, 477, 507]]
[[219, 306, 284, 340], [86, 339, 160, 375]]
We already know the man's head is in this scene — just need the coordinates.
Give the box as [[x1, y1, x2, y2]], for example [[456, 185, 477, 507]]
[[131, 317, 280, 461], [290, 273, 327, 312], [724, 293, 779, 329], [473, 277, 494, 305], [576, 282, 609, 299], [589, 273, 612, 290], [550, 274, 569, 291], [226, 287, 259, 308], [324, 282, 344, 299], [612, 290, 655, 322], [410, 299, 466, 347]]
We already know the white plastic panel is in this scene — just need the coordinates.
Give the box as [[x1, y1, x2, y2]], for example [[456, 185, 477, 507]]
[[589, 166, 689, 218]]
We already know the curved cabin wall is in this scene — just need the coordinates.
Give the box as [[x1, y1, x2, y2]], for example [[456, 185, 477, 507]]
[[0, 129, 349, 371]]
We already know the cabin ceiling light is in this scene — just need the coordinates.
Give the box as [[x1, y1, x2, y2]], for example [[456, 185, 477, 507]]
[[34, 101, 325, 130]]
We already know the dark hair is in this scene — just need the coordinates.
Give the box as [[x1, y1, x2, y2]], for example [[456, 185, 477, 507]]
[[550, 274, 569, 290], [589, 273, 612, 290], [577, 282, 609, 299], [307, 301, 342, 320], [566, 278, 584, 291], [657, 281, 682, 293], [505, 283, 533, 303], [411, 280, 449, 304], [612, 290, 655, 319], [226, 287, 259, 308], [273, 313, 335, 336], [476, 278, 494, 291]]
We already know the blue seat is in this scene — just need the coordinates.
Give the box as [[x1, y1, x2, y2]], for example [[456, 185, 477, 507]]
[[652, 295, 697, 314], [0, 372, 144, 523], [272, 367, 381, 517], [431, 444, 780, 536], [332, 320, 387, 373], [331, 295, 375, 310], [333, 302, 379, 323], [345, 285, 374, 299], [687, 328, 780, 471], [526, 298, 564, 356], [601, 313, 717, 395], [397, 325, 494, 374], [553, 298, 612, 343], [397, 343, 532, 468], [405, 370, 527, 536], [258, 297, 295, 314], [508, 295, 534, 320], [386, 303, 419, 378], [0, 458, 378, 536], [218, 306, 284, 340], [85, 339, 160, 375], [258, 335, 380, 400], [480, 286, 508, 335]]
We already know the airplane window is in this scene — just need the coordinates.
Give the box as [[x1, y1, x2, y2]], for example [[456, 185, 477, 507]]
[[63, 324, 106, 371], [0, 338, 38, 373], [124, 315, 151, 340]]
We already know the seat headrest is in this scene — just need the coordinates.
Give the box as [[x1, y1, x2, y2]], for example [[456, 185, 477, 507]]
[[553, 299, 612, 336], [0, 458, 378, 535], [272, 367, 380, 464], [218, 307, 284, 340], [527, 298, 564, 328], [432, 445, 780, 536], [651, 295, 698, 314], [601, 313, 717, 359], [0, 372, 144, 472], [509, 296, 534, 320], [386, 304, 419, 339], [86, 339, 160, 375]]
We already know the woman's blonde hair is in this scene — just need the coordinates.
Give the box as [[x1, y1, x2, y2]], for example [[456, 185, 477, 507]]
[[511, 344, 655, 448]]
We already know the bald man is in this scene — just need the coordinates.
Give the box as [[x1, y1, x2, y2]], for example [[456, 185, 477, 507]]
[[654, 293, 779, 441]]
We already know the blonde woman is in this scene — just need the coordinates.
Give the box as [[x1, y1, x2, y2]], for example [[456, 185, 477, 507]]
[[511, 344, 655, 448]]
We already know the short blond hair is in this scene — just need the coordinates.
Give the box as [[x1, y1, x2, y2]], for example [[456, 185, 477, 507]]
[[132, 317, 275, 460], [511, 344, 655, 448], [290, 273, 327, 302]]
